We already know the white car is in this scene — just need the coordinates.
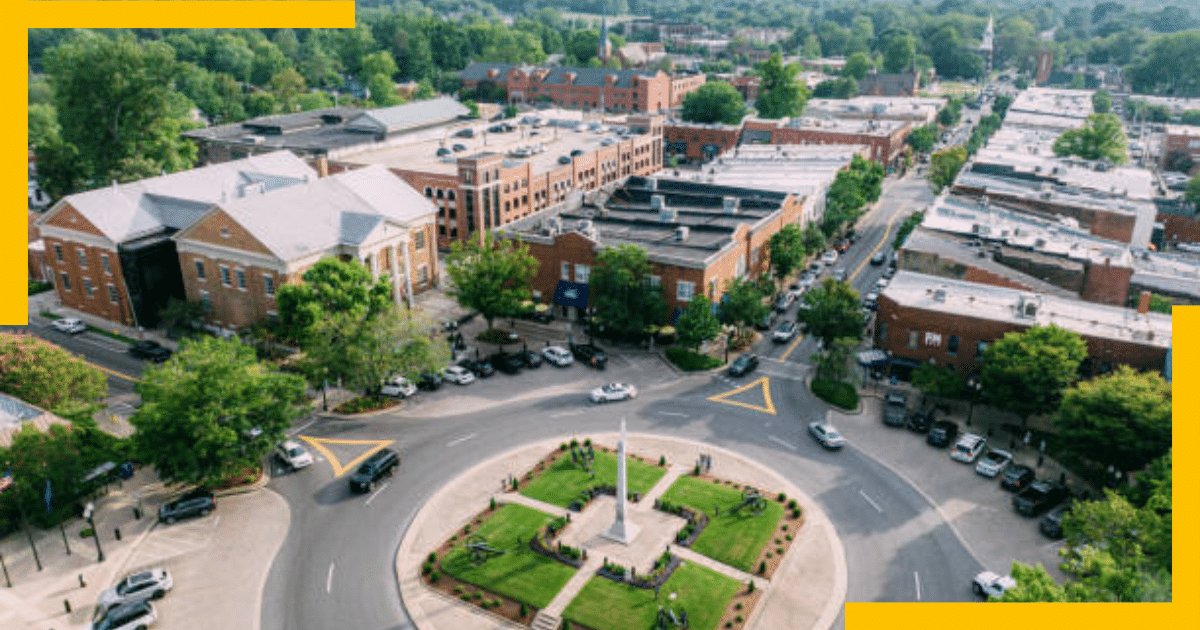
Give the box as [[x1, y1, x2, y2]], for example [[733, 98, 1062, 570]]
[[441, 365, 476, 385], [381, 376, 417, 398], [821, 250, 839, 265], [97, 569, 172, 611], [51, 317, 87, 334], [972, 571, 1016, 599], [975, 449, 1012, 477], [772, 320, 798, 343], [590, 382, 637, 403], [798, 274, 817, 290], [275, 440, 313, 470], [808, 421, 846, 449], [875, 277, 889, 290], [543, 345, 574, 367], [950, 433, 988, 463], [91, 601, 157, 630]]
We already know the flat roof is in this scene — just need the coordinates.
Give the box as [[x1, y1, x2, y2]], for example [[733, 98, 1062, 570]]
[[765, 116, 907, 135], [806, 96, 943, 121], [882, 270, 1171, 349], [1129, 249, 1200, 299], [1008, 87, 1094, 119], [1002, 111, 1085, 132], [683, 144, 859, 195], [970, 147, 1155, 200], [901, 227, 1078, 299]]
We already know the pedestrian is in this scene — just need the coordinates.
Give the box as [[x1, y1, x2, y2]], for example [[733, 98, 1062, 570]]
[[1023, 431, 1032, 449]]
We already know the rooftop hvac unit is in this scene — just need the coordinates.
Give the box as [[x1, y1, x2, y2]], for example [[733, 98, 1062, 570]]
[[651, 194, 666, 210], [723, 196, 739, 214], [933, 288, 947, 302], [675, 226, 690, 241]]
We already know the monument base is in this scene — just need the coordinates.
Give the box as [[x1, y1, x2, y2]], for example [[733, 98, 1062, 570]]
[[601, 520, 640, 545]]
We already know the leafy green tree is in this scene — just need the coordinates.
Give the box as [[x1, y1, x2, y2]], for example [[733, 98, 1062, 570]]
[[799, 278, 863, 348], [367, 74, 401, 106], [680, 82, 748, 125], [893, 211, 924, 249], [913, 362, 966, 401], [1053, 113, 1128, 164], [906, 123, 937, 153], [0, 333, 106, 416], [445, 232, 539, 331], [718, 277, 769, 337], [297, 90, 335, 111], [131, 337, 307, 486], [980, 325, 1088, 424], [28, 103, 59, 149], [928, 145, 967, 194], [158, 298, 207, 336], [755, 53, 807, 119], [1181, 110, 1200, 126], [767, 224, 805, 288], [34, 139, 88, 203], [1184, 175, 1200, 207], [270, 68, 307, 113], [276, 257, 393, 346], [842, 52, 874, 80], [246, 91, 279, 118], [0, 424, 86, 528], [801, 34, 821, 59], [814, 337, 857, 383], [881, 32, 916, 74], [928, 25, 984, 80], [306, 310, 448, 398], [1091, 89, 1112, 114], [991, 94, 1014, 119], [801, 223, 826, 255], [997, 562, 1070, 602], [361, 50, 399, 79], [822, 155, 883, 236], [1013, 76, 1029, 90], [811, 78, 857, 99], [589, 244, 667, 341], [675, 295, 721, 350], [1128, 30, 1200, 95], [1054, 367, 1171, 473], [937, 98, 962, 127]]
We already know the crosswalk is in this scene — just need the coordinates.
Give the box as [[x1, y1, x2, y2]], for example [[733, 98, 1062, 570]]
[[123, 515, 220, 570]]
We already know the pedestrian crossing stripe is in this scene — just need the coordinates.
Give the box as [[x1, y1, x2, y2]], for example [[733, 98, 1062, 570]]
[[297, 436, 394, 478], [707, 376, 776, 415]]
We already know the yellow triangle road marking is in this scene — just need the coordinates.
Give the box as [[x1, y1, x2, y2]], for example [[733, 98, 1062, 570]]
[[298, 436, 394, 478], [708, 376, 776, 415]]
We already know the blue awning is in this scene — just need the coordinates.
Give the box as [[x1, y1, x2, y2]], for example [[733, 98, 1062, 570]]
[[553, 281, 590, 309], [856, 350, 889, 367]]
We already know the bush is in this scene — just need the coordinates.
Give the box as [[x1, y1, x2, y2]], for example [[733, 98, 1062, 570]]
[[511, 478, 519, 490], [659, 455, 667, 466], [665, 347, 724, 371], [422, 563, 433, 575], [787, 499, 797, 509], [786, 534, 793, 541], [473, 591, 483, 600], [560, 443, 568, 451], [490, 496, 497, 511], [736, 615, 744, 623], [735, 602, 743, 610], [747, 580, 756, 593], [79, 527, 95, 538], [461, 594, 472, 601], [583, 438, 591, 447], [781, 524, 788, 531], [758, 560, 766, 574], [430, 571, 440, 583], [693, 464, 701, 476], [776, 492, 786, 502], [792, 508, 801, 519], [454, 586, 465, 594], [811, 379, 859, 409], [428, 551, 438, 563], [520, 602, 529, 617], [477, 328, 515, 343], [28, 280, 53, 295]]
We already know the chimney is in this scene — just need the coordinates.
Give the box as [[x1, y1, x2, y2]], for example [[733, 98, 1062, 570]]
[[317, 156, 329, 178], [675, 226, 689, 241], [1137, 290, 1151, 315]]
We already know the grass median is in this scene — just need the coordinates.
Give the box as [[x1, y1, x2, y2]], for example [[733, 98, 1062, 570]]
[[659, 476, 784, 573], [563, 561, 740, 630], [520, 448, 666, 508]]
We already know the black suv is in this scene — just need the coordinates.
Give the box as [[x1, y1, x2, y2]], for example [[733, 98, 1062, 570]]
[[570, 343, 608, 369], [1000, 464, 1036, 492], [906, 406, 937, 433], [158, 488, 215, 524], [926, 420, 959, 447], [129, 340, 172, 363], [1013, 480, 1070, 517], [882, 390, 908, 426], [349, 448, 399, 493], [728, 354, 759, 377], [1039, 500, 1073, 539], [489, 352, 524, 374], [417, 372, 443, 391], [518, 350, 543, 368], [458, 358, 495, 378]]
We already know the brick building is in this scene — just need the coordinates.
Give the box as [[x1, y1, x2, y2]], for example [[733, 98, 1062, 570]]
[[726, 76, 760, 102], [1162, 124, 1200, 175], [669, 73, 707, 108], [173, 165, 437, 332], [28, 211, 46, 282], [805, 96, 944, 125], [458, 62, 705, 113], [498, 177, 807, 322], [856, 71, 920, 97], [741, 117, 912, 170], [874, 271, 1171, 380], [36, 152, 317, 328], [663, 120, 745, 163]]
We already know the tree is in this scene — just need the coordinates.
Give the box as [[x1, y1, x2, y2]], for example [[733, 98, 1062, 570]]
[[912, 362, 966, 401], [906, 123, 937, 153], [814, 337, 857, 383], [158, 298, 207, 336], [675, 295, 721, 350], [34, 139, 88, 203], [1054, 367, 1170, 473], [980, 325, 1088, 424], [997, 562, 1070, 602], [893, 211, 924, 249], [28, 103, 59, 149], [270, 68, 307, 113], [801, 223, 826, 255], [755, 53, 807, 119], [367, 73, 401, 106], [718, 277, 769, 336], [1053, 113, 1128, 164], [767, 224, 805, 288], [842, 52, 874, 81], [306, 310, 448, 398], [881, 33, 916, 74], [1185, 175, 1200, 207], [445, 232, 539, 331], [0, 333, 106, 416], [130, 337, 307, 486], [1091, 89, 1112, 114], [0, 424, 87, 528], [1013, 76, 1030, 90], [276, 257, 393, 346], [811, 78, 857, 99], [928, 146, 967, 194], [680, 82, 748, 125], [589, 244, 667, 341], [799, 278, 863, 347]]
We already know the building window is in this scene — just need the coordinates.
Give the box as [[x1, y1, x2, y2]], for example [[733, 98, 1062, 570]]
[[575, 264, 590, 284], [417, 265, 429, 285], [53, 243, 63, 262], [878, 322, 888, 344], [561, 262, 571, 281], [83, 278, 94, 298], [101, 254, 111, 275], [924, 332, 942, 347], [220, 266, 231, 287], [60, 273, 71, 291], [235, 269, 247, 290], [77, 248, 87, 268], [976, 341, 989, 357], [220, 228, 230, 239], [195, 260, 206, 281], [425, 187, 433, 197], [107, 285, 118, 304], [414, 230, 425, 250], [677, 280, 694, 301], [263, 275, 275, 297], [200, 290, 212, 312], [906, 330, 918, 349], [643, 274, 661, 287], [947, 335, 959, 356]]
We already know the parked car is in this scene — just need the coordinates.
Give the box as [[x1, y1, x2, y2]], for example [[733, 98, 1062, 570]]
[[870, 251, 887, 266], [454, 128, 475, 138], [90, 601, 157, 630], [51, 317, 88, 334], [128, 340, 172, 363], [436, 147, 451, 157], [97, 569, 172, 612], [925, 420, 959, 447], [458, 358, 495, 378], [787, 283, 804, 300], [808, 261, 823, 274], [906, 406, 936, 433], [833, 239, 849, 252], [518, 350, 543, 368], [275, 440, 313, 470], [862, 292, 878, 310], [882, 390, 908, 426], [772, 320, 798, 343], [489, 352, 524, 374], [821, 250, 839, 265], [755, 310, 777, 331], [158, 488, 215, 524], [972, 571, 1016, 599], [1013, 480, 1070, 516], [590, 383, 638, 403], [808, 421, 847, 450], [728, 354, 759, 377], [798, 273, 817, 290], [416, 372, 443, 391], [452, 143, 468, 152], [975, 449, 1013, 477], [348, 448, 399, 493], [999, 465, 1036, 492], [950, 433, 988, 463], [381, 376, 417, 398], [875, 277, 889, 291], [831, 267, 848, 282], [442, 365, 476, 385], [882, 266, 896, 280], [1039, 500, 1073, 539], [773, 292, 795, 312], [543, 345, 574, 367], [570, 343, 608, 369]]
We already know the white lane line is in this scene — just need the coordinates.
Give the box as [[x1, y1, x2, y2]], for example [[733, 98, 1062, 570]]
[[446, 433, 477, 447], [858, 489, 884, 513], [758, 369, 807, 382], [656, 411, 687, 417], [289, 419, 317, 436], [768, 435, 796, 451], [914, 572, 922, 601], [326, 562, 335, 593], [551, 410, 584, 417], [364, 482, 389, 506]]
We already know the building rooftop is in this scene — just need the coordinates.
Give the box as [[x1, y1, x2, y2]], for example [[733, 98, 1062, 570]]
[[882, 270, 1171, 349], [1163, 124, 1200, 137], [1129, 249, 1200, 299], [970, 147, 1155, 200], [805, 96, 944, 123], [985, 126, 1061, 155], [679, 144, 863, 196], [0, 393, 72, 448], [1008, 87, 1094, 119], [1134, 96, 1200, 115], [1001, 111, 1084, 132], [901, 227, 1078, 299], [747, 116, 907, 136]]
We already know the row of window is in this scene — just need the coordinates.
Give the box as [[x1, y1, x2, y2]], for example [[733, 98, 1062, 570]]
[[557, 263, 696, 301], [58, 273, 119, 304], [885, 323, 990, 358], [194, 260, 276, 297], [53, 243, 113, 275]]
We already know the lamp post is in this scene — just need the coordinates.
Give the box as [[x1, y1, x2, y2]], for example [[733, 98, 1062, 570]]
[[965, 376, 983, 426], [83, 502, 104, 562]]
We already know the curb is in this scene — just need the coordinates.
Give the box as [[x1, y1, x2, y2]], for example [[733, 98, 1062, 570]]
[[214, 468, 270, 497]]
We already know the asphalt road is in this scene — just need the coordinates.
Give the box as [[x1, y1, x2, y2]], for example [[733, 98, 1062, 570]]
[[2, 318, 144, 396]]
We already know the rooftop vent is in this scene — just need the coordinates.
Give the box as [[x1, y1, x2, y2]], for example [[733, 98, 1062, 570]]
[[675, 226, 690, 242], [1017, 294, 1040, 318], [651, 194, 666, 210], [933, 288, 947, 302], [723, 196, 739, 215]]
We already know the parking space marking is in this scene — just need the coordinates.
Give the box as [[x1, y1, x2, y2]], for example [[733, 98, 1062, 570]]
[[707, 376, 777, 415], [446, 433, 477, 447], [768, 435, 796, 451], [656, 411, 687, 417], [364, 482, 389, 506], [914, 572, 921, 600], [326, 562, 335, 593], [551, 410, 584, 418], [297, 436, 394, 478], [858, 489, 884, 513]]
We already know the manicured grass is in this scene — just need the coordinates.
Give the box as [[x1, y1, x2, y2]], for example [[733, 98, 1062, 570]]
[[520, 449, 666, 508], [440, 504, 577, 608], [665, 347, 723, 371], [811, 378, 859, 410], [659, 476, 784, 573], [563, 562, 740, 630]]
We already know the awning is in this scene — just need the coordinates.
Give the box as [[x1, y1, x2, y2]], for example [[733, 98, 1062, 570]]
[[856, 350, 889, 367], [553, 280, 590, 309]]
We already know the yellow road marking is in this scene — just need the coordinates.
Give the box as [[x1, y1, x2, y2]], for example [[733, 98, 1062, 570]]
[[708, 376, 776, 415], [92, 362, 139, 383], [778, 333, 805, 362], [850, 209, 905, 283], [298, 436, 394, 478]]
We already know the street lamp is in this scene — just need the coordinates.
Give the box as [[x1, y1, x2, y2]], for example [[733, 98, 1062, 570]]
[[965, 376, 983, 426], [82, 502, 104, 562]]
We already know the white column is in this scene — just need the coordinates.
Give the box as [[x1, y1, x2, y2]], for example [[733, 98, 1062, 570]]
[[389, 241, 404, 311], [400, 234, 414, 310], [603, 418, 639, 544]]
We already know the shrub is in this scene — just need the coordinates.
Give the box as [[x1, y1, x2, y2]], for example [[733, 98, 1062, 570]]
[[659, 455, 666, 466], [477, 328, 515, 343], [520, 602, 529, 617], [473, 591, 483, 600], [430, 571, 440, 583], [560, 443, 568, 451], [428, 551, 437, 563], [776, 492, 786, 502], [79, 527, 95, 538], [758, 561, 766, 574], [570, 438, 579, 448], [511, 478, 519, 491], [461, 594, 471, 601], [726, 623, 733, 629], [787, 499, 797, 509], [811, 378, 859, 409], [736, 615, 744, 623], [781, 524, 788, 531], [422, 563, 433, 575], [786, 534, 793, 541], [693, 464, 701, 476], [776, 547, 784, 554], [735, 602, 743, 610], [455, 586, 465, 595], [490, 497, 497, 511], [665, 347, 724, 371], [775, 538, 782, 544], [28, 280, 53, 295], [792, 508, 801, 519], [583, 438, 591, 447], [748, 580, 756, 593], [463, 524, 471, 534]]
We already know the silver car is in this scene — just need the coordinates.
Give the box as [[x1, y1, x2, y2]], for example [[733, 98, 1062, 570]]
[[275, 440, 313, 470], [542, 345, 574, 367], [808, 421, 846, 450], [91, 601, 157, 630], [51, 317, 88, 334], [97, 569, 172, 611], [975, 449, 1012, 477], [590, 382, 637, 403]]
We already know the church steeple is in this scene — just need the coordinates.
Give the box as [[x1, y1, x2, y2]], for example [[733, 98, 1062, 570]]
[[598, 11, 612, 64]]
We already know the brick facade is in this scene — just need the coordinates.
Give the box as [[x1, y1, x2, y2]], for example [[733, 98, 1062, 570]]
[[669, 74, 707, 108], [1159, 212, 1200, 244], [39, 203, 141, 326], [951, 181, 1138, 243], [463, 65, 674, 113], [663, 123, 744, 163]]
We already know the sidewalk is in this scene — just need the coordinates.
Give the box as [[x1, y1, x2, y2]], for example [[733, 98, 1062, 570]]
[[27, 291, 177, 352]]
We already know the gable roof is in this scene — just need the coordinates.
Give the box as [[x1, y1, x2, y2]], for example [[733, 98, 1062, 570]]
[[344, 97, 469, 134]]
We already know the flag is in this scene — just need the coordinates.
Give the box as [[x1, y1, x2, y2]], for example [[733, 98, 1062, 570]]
[[44, 479, 53, 514]]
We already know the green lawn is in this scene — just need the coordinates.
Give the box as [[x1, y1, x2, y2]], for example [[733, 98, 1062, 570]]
[[520, 449, 667, 508], [440, 504, 577, 608], [563, 562, 741, 630], [659, 476, 785, 573]]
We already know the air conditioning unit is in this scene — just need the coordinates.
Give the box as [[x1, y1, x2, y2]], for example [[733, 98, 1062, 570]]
[[675, 226, 690, 241]]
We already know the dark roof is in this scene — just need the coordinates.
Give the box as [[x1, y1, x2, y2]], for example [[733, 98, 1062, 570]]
[[459, 62, 660, 89], [857, 72, 918, 97], [458, 62, 519, 82]]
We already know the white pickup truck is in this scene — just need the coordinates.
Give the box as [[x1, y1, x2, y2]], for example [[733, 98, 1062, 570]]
[[973, 571, 1016, 599]]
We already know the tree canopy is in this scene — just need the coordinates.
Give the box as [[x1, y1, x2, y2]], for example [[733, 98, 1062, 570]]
[[767, 224, 807, 288], [799, 278, 863, 347], [588, 244, 667, 341], [1053, 366, 1171, 473], [842, 52, 874, 80], [680, 81, 748, 125], [1052, 113, 1128, 164], [275, 257, 393, 346], [718, 277, 769, 335], [927, 145, 967, 194], [305, 310, 449, 397], [675, 294, 721, 350], [906, 123, 937, 154], [754, 53, 808, 119], [0, 332, 107, 416], [980, 325, 1088, 421], [445, 232, 539, 330]]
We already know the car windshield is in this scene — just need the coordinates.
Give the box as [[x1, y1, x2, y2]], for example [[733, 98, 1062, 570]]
[[287, 447, 305, 458]]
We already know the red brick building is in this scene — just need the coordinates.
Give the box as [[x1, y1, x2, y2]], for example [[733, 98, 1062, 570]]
[[459, 63, 697, 113], [663, 121, 745, 163], [741, 117, 912, 170], [1162, 124, 1200, 175]]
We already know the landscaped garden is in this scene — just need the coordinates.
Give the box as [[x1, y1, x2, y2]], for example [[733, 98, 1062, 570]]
[[659, 476, 788, 574], [519, 442, 667, 508], [563, 562, 743, 630]]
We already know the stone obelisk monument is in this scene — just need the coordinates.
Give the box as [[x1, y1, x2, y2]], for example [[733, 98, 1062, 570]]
[[603, 418, 639, 543]]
